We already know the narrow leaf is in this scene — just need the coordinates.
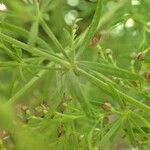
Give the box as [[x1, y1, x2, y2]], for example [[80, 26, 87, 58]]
[[100, 117, 124, 144], [76, 0, 103, 58], [0, 22, 51, 51], [66, 70, 94, 118], [0, 33, 69, 67], [77, 67, 150, 113], [28, 21, 39, 45], [79, 61, 142, 80]]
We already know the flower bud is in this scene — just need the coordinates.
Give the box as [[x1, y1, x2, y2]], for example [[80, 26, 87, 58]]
[[130, 52, 145, 61], [102, 102, 112, 111], [136, 52, 145, 61], [105, 48, 113, 56], [21, 105, 28, 112], [144, 72, 150, 81], [130, 52, 137, 59]]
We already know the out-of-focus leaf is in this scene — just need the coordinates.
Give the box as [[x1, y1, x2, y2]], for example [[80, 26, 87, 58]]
[[28, 21, 39, 46]]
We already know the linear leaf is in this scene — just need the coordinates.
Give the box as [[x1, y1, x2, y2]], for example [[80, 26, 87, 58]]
[[77, 67, 150, 113], [0, 22, 51, 50], [127, 118, 137, 147], [79, 61, 142, 80], [0, 33, 69, 67], [66, 70, 94, 118], [6, 63, 54, 105], [28, 21, 39, 45], [40, 19, 71, 61], [131, 112, 150, 129], [0, 61, 19, 68], [100, 117, 124, 145], [76, 0, 103, 58]]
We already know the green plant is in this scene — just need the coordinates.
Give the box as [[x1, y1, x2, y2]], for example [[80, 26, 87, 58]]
[[0, 0, 150, 149]]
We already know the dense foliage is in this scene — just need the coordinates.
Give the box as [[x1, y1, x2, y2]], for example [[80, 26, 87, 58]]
[[0, 0, 150, 149]]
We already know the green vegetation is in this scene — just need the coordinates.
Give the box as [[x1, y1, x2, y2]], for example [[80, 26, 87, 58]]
[[0, 0, 150, 149]]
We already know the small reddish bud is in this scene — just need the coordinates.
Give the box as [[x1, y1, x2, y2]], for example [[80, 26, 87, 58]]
[[88, 31, 109, 48], [88, 35, 101, 48], [102, 102, 112, 111], [130, 52, 145, 61], [144, 72, 150, 81], [57, 124, 65, 137], [136, 52, 145, 61]]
